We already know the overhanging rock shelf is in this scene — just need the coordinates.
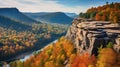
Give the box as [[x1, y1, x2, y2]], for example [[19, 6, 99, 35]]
[[66, 18, 120, 55]]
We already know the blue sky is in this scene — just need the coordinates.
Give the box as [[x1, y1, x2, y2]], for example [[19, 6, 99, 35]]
[[56, 0, 120, 7], [0, 0, 120, 14]]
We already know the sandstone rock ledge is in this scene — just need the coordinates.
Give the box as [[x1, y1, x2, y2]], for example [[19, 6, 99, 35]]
[[66, 18, 120, 55]]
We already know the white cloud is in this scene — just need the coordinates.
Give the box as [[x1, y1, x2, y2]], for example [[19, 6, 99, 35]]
[[0, 0, 88, 14]]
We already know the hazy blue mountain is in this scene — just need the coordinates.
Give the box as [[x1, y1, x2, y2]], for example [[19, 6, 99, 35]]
[[24, 12, 75, 24], [0, 8, 40, 24], [0, 15, 31, 31], [25, 12, 73, 24], [65, 13, 78, 18], [24, 12, 50, 19], [37, 12, 73, 24], [24, 12, 77, 18]]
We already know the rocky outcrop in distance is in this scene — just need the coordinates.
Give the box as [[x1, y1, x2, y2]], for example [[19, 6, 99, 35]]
[[66, 18, 120, 55]]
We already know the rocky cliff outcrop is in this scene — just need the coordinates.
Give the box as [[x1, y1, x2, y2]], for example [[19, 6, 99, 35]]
[[66, 18, 120, 55]]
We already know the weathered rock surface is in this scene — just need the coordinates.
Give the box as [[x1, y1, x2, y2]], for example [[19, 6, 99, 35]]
[[66, 18, 120, 55]]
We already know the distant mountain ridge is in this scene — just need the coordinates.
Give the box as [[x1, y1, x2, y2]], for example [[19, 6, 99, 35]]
[[38, 12, 73, 24], [24, 12, 50, 19], [0, 8, 39, 24], [0, 15, 31, 31], [0, 7, 73, 27], [24, 12, 77, 18], [24, 12, 74, 24]]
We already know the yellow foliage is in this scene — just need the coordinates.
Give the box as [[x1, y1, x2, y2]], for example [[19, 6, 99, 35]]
[[88, 64, 94, 67], [50, 55, 55, 60], [61, 54, 66, 61], [70, 54, 76, 63], [98, 48, 117, 64], [96, 48, 119, 67], [44, 61, 55, 67]]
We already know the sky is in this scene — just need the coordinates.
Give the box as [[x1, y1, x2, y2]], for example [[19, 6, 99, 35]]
[[0, 0, 120, 14]]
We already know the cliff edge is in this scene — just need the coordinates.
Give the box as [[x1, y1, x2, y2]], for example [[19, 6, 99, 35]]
[[66, 18, 120, 55]]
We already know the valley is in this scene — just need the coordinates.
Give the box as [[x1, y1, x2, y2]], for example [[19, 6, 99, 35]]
[[0, 8, 70, 65], [0, 1, 120, 67]]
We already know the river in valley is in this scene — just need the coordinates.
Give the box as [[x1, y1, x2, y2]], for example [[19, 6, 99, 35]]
[[3, 40, 57, 67]]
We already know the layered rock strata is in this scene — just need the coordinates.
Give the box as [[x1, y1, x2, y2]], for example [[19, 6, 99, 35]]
[[66, 18, 120, 55]]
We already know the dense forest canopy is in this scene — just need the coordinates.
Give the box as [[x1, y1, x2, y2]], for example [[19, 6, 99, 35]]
[[1, 1, 120, 67], [0, 23, 68, 62], [79, 2, 120, 23], [7, 37, 120, 67]]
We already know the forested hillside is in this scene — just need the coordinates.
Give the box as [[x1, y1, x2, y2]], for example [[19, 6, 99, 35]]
[[1, 1, 120, 67], [0, 15, 31, 31], [0, 23, 68, 62], [0, 8, 69, 62], [79, 2, 120, 23], [8, 36, 120, 67], [0, 8, 39, 24]]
